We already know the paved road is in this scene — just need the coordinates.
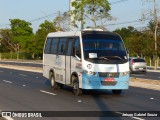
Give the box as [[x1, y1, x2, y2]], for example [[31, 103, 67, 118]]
[[130, 72, 160, 80], [0, 68, 160, 120]]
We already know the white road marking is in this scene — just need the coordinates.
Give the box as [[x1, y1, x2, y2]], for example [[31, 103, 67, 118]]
[[150, 98, 154, 100], [3, 116, 14, 120], [3, 80, 12, 84], [40, 90, 56, 96], [116, 112, 145, 120], [19, 74, 27, 76], [0, 71, 4, 72], [22, 85, 26, 87], [77, 100, 82, 103]]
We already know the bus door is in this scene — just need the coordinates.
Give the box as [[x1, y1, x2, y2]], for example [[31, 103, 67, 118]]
[[65, 38, 74, 85], [66, 38, 81, 85], [55, 38, 67, 84]]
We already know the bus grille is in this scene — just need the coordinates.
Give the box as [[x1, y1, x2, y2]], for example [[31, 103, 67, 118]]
[[99, 72, 119, 78]]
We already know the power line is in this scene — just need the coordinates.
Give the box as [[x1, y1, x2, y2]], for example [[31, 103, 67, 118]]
[[0, 12, 59, 28], [110, 0, 129, 5], [106, 20, 141, 26], [28, 12, 58, 23]]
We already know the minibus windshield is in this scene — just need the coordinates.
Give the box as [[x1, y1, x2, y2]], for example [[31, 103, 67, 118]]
[[82, 33, 128, 64]]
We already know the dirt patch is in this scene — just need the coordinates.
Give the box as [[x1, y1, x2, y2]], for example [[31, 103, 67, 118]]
[[130, 78, 160, 91]]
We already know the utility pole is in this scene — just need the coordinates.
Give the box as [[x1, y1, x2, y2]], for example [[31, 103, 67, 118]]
[[0, 35, 2, 61], [58, 11, 61, 31], [154, 0, 158, 70], [80, 0, 84, 30]]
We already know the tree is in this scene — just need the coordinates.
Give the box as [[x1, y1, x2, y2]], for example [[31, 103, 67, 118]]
[[53, 12, 70, 31], [70, 0, 112, 29], [114, 26, 153, 57], [114, 26, 138, 43], [148, 20, 160, 34], [0, 29, 15, 52], [142, 0, 160, 69], [10, 19, 34, 59], [34, 20, 57, 59]]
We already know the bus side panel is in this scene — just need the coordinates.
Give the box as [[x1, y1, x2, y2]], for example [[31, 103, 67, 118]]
[[66, 56, 71, 85], [54, 55, 66, 84], [43, 54, 66, 85], [43, 54, 55, 79], [70, 56, 83, 88]]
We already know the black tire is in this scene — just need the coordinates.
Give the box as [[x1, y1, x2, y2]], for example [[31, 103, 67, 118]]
[[50, 73, 58, 89], [57, 83, 64, 89], [112, 90, 122, 95], [73, 77, 82, 96], [143, 71, 147, 74]]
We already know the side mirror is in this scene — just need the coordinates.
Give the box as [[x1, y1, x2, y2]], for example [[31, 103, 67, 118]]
[[75, 55, 81, 61]]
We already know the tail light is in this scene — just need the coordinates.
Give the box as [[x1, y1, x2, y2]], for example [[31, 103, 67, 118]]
[[131, 59, 134, 64]]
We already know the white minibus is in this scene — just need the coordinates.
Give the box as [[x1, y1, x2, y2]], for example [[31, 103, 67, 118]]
[[43, 29, 129, 96]]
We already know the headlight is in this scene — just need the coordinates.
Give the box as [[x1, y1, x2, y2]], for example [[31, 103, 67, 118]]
[[122, 71, 129, 76], [83, 70, 96, 76]]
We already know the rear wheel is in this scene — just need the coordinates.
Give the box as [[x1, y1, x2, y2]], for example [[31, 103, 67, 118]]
[[73, 77, 82, 96], [112, 90, 122, 95], [50, 73, 58, 89], [57, 83, 64, 89]]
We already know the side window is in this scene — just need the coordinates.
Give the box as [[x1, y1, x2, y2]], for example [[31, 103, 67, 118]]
[[44, 38, 52, 54], [51, 38, 59, 54], [74, 38, 81, 58], [58, 38, 67, 55], [66, 38, 74, 56]]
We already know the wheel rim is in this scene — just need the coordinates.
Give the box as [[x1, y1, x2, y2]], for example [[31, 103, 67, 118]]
[[73, 82, 78, 94], [51, 76, 55, 87]]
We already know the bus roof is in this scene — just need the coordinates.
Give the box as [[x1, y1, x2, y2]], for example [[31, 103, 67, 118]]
[[47, 31, 81, 38], [47, 30, 119, 38]]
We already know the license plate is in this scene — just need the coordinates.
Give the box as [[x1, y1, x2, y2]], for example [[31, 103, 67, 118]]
[[139, 68, 143, 70], [101, 78, 117, 86]]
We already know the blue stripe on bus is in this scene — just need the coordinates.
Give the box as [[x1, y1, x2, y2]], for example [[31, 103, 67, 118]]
[[82, 73, 129, 89]]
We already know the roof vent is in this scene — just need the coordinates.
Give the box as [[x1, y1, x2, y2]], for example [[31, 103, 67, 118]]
[[82, 28, 104, 31]]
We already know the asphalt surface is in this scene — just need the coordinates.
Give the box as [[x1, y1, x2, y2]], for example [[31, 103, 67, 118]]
[[130, 72, 160, 80], [0, 68, 160, 120]]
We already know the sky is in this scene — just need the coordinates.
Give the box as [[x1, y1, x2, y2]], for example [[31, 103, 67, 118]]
[[0, 0, 159, 33]]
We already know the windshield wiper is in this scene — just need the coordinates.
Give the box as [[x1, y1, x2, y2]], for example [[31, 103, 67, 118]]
[[98, 57, 111, 61], [109, 56, 125, 62]]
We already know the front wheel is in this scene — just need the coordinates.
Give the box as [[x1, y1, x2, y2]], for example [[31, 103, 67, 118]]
[[73, 78, 82, 96], [112, 90, 122, 95]]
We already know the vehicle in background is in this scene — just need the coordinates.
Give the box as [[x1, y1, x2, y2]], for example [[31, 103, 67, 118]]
[[43, 29, 130, 96], [129, 57, 147, 73]]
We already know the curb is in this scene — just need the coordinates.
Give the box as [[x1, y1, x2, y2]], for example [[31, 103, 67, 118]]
[[0, 64, 42, 73]]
